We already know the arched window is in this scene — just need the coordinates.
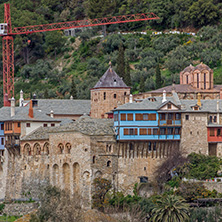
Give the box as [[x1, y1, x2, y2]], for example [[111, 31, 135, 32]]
[[93, 155, 96, 164], [24, 143, 31, 156], [204, 73, 206, 89], [43, 142, 49, 155], [107, 160, 111, 167], [186, 75, 188, 84], [197, 73, 199, 88], [58, 143, 64, 154], [65, 143, 71, 154], [33, 143, 41, 155], [114, 94, 116, 99], [104, 92, 106, 100]]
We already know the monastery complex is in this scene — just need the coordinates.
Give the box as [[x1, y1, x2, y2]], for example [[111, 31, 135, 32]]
[[0, 63, 222, 208]]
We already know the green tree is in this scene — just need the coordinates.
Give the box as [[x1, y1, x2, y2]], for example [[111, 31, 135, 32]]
[[125, 59, 131, 86], [139, 76, 145, 93], [155, 63, 162, 89], [70, 77, 77, 99], [152, 195, 190, 222], [116, 43, 125, 80], [92, 177, 112, 211]]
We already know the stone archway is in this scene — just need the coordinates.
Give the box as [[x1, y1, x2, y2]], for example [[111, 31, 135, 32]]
[[63, 163, 70, 191], [24, 143, 31, 155], [33, 143, 41, 155], [43, 142, 49, 155]]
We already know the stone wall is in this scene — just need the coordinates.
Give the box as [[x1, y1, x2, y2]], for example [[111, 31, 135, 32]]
[[181, 112, 208, 155], [204, 182, 222, 193], [3, 202, 38, 216]]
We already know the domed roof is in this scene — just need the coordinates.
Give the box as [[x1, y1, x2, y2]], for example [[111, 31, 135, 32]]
[[182, 64, 194, 73], [194, 62, 211, 71]]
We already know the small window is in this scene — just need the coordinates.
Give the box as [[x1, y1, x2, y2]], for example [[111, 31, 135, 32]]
[[153, 128, 158, 135], [160, 114, 165, 120], [209, 116, 213, 123], [43, 124, 47, 127], [135, 114, 143, 121], [143, 114, 149, 121], [153, 142, 156, 151], [26, 123, 30, 127], [1, 124, 4, 130], [107, 160, 111, 167], [194, 106, 199, 111], [214, 116, 217, 123], [18, 122, 20, 128], [127, 113, 133, 121], [121, 114, 126, 121], [168, 104, 172, 109], [104, 92, 106, 100], [124, 92, 127, 96], [185, 115, 189, 120], [140, 128, 147, 135], [168, 114, 173, 120], [167, 128, 173, 135], [210, 128, 215, 137], [160, 128, 166, 135], [51, 123, 55, 127], [175, 113, 181, 120], [175, 128, 180, 135], [114, 94, 116, 99], [144, 167, 146, 171], [1, 138, 4, 145], [148, 142, 152, 151], [148, 114, 156, 121], [129, 128, 134, 135], [217, 129, 221, 136], [93, 156, 96, 164]]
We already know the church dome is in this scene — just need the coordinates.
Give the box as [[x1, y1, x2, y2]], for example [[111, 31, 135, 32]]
[[194, 62, 211, 72], [182, 64, 194, 73]]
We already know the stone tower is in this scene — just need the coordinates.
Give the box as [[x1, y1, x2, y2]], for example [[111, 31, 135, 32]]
[[90, 65, 130, 119]]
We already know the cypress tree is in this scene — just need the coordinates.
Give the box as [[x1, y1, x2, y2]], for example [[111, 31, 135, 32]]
[[155, 63, 162, 89], [116, 43, 125, 80], [70, 77, 77, 99], [125, 59, 131, 86], [44, 89, 49, 99], [139, 76, 145, 93]]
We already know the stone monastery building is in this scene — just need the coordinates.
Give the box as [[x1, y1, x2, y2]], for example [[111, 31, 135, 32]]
[[0, 63, 222, 208]]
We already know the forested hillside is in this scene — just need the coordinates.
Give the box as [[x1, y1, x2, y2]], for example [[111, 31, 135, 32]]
[[0, 0, 222, 105]]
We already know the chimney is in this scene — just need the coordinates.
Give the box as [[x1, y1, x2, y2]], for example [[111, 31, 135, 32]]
[[197, 93, 201, 107], [19, 90, 24, 107], [11, 97, 15, 117], [32, 93, 38, 107], [50, 110, 54, 118], [4, 94, 10, 107], [162, 90, 167, 103], [70, 95, 73, 100], [129, 94, 133, 103], [29, 100, 34, 118]]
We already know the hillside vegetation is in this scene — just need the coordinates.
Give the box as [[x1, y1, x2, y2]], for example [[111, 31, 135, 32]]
[[0, 0, 222, 105]]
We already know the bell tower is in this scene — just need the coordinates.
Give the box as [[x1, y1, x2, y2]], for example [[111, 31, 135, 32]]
[[90, 64, 130, 119]]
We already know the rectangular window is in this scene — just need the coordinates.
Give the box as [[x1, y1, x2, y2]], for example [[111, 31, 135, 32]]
[[185, 115, 189, 120], [1, 138, 4, 145], [147, 128, 152, 135], [214, 116, 217, 123], [143, 114, 149, 121], [104, 92, 106, 100], [217, 129, 221, 136], [167, 104, 172, 109], [209, 116, 212, 123], [168, 113, 173, 120], [43, 124, 47, 127], [18, 122, 20, 128], [160, 128, 166, 135], [175, 113, 181, 120], [121, 114, 126, 121], [148, 114, 156, 121], [114, 114, 118, 121], [140, 128, 147, 135], [1, 124, 3, 130], [124, 128, 129, 135], [26, 123, 30, 127], [51, 123, 55, 127], [114, 94, 116, 99], [135, 114, 143, 121], [153, 142, 156, 151], [167, 128, 173, 135], [153, 128, 158, 135], [175, 128, 181, 135], [148, 142, 152, 151], [210, 128, 215, 136], [127, 113, 133, 121], [160, 114, 165, 120]]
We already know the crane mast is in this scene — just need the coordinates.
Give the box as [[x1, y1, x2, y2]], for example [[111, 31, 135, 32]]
[[0, 3, 159, 106]]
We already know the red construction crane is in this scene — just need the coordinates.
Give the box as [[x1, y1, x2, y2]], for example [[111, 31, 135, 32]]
[[0, 3, 159, 106]]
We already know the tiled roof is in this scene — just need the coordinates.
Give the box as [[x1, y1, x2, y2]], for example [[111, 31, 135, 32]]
[[194, 63, 211, 72], [149, 84, 222, 93], [93, 66, 129, 89], [26, 99, 90, 115], [0, 106, 60, 122], [182, 64, 194, 73], [21, 115, 115, 141]]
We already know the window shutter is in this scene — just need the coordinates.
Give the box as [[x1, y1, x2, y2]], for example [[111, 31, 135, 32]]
[[124, 128, 129, 135], [121, 114, 126, 121], [127, 114, 133, 121]]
